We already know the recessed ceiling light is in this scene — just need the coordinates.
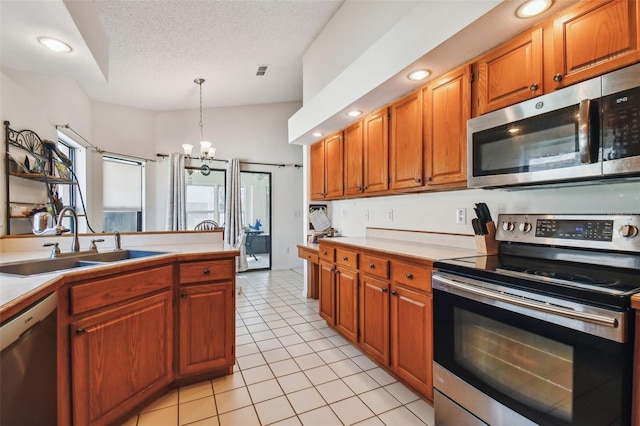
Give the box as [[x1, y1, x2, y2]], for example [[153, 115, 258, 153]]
[[347, 110, 362, 117], [38, 37, 72, 53], [516, 0, 552, 18], [408, 70, 430, 81], [312, 132, 323, 137]]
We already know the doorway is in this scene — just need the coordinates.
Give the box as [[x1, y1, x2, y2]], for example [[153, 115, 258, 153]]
[[241, 171, 271, 270]]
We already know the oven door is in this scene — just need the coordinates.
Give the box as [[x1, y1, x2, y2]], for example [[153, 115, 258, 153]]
[[432, 273, 633, 426], [467, 77, 602, 188]]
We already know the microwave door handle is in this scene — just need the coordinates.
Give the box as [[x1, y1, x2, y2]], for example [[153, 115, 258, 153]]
[[578, 99, 593, 163]]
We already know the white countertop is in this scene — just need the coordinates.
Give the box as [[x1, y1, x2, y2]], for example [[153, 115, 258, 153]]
[[317, 236, 477, 262], [0, 232, 237, 315]]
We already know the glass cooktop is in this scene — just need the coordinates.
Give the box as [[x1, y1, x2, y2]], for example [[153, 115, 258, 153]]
[[434, 254, 640, 308]]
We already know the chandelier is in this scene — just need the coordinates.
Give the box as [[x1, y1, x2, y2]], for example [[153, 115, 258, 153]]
[[182, 78, 216, 175]]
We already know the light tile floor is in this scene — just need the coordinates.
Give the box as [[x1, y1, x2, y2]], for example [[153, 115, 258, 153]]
[[123, 269, 435, 426]]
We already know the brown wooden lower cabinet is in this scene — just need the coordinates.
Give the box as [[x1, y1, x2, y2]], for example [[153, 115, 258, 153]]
[[179, 282, 235, 375], [633, 298, 640, 426], [71, 291, 173, 426], [319, 241, 434, 401], [61, 255, 237, 426], [390, 283, 432, 399]]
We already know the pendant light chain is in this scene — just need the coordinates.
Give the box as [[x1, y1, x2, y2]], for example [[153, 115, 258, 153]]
[[195, 78, 205, 142]]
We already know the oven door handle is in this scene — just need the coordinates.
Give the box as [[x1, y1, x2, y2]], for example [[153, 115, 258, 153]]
[[434, 275, 619, 328]]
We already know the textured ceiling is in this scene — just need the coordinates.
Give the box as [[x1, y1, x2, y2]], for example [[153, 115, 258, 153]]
[[1, 0, 343, 111]]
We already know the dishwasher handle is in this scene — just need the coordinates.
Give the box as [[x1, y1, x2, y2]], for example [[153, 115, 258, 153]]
[[0, 292, 58, 352]]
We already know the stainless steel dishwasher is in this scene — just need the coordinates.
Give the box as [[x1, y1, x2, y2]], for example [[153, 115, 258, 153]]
[[1, 292, 58, 425]]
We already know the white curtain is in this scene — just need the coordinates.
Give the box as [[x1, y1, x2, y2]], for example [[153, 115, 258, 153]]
[[166, 153, 187, 231], [225, 158, 248, 271]]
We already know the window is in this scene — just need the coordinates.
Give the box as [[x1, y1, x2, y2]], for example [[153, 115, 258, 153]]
[[56, 140, 76, 209], [185, 168, 225, 230], [103, 156, 144, 232]]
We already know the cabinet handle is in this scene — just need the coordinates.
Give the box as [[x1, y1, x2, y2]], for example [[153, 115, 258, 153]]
[[181, 293, 188, 298], [414, 178, 421, 183], [424, 176, 432, 182], [76, 328, 86, 335], [391, 290, 397, 296], [203, 268, 210, 275], [381, 287, 388, 292], [322, 251, 327, 255], [343, 256, 348, 261], [405, 273, 413, 280], [363, 186, 368, 190], [553, 73, 563, 82], [369, 263, 375, 269], [529, 83, 539, 91]]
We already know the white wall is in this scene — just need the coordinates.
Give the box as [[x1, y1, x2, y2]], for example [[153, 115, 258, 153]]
[[2, 71, 305, 270], [327, 182, 640, 238]]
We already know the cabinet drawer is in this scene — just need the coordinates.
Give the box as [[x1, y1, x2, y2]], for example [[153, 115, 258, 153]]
[[360, 254, 389, 279], [336, 248, 358, 269], [180, 259, 234, 284], [298, 247, 319, 264], [70, 265, 173, 315], [319, 246, 335, 262], [391, 261, 432, 292]]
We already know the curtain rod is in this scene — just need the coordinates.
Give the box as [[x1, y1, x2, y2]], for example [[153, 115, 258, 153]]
[[156, 153, 302, 168], [57, 124, 156, 162]]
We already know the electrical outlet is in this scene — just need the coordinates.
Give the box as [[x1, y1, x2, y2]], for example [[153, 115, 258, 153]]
[[455, 208, 467, 225], [364, 209, 369, 221], [284, 247, 290, 254], [342, 210, 347, 219], [387, 209, 394, 222]]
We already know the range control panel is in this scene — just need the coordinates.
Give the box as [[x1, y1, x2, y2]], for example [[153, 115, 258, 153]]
[[495, 214, 640, 253]]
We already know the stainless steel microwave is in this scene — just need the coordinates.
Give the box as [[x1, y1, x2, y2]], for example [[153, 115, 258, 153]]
[[467, 63, 640, 188]]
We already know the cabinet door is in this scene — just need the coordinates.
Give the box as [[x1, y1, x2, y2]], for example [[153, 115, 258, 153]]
[[363, 107, 389, 193], [319, 260, 336, 325], [179, 282, 235, 375], [359, 275, 390, 365], [71, 292, 172, 425], [344, 120, 364, 196], [473, 28, 543, 116], [310, 141, 326, 200], [423, 65, 470, 186], [335, 266, 359, 343], [389, 91, 424, 189], [324, 132, 344, 199], [551, 0, 640, 89], [390, 284, 433, 399]]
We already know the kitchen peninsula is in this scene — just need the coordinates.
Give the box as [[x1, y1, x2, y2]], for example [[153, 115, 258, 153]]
[[0, 230, 239, 426]]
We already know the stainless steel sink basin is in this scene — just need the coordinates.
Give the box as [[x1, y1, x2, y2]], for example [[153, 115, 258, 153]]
[[0, 258, 101, 276], [0, 250, 167, 276]]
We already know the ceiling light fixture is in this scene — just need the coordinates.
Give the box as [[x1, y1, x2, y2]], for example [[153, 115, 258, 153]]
[[347, 110, 362, 117], [312, 132, 323, 138], [516, 0, 552, 18], [408, 69, 430, 81], [182, 78, 216, 176], [37, 37, 72, 53]]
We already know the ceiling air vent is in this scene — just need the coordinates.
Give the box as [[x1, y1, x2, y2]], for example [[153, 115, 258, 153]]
[[256, 65, 269, 76]]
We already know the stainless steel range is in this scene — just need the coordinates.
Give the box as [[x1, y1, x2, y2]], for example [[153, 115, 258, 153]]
[[432, 214, 640, 426]]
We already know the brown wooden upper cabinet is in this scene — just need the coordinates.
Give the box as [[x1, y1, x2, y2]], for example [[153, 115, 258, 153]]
[[472, 27, 543, 116], [389, 90, 423, 190], [343, 120, 364, 196], [548, 0, 640, 90], [310, 132, 343, 200], [423, 64, 470, 187], [363, 107, 389, 194]]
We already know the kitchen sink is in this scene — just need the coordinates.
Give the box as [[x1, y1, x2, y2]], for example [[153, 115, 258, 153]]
[[0, 250, 167, 276]]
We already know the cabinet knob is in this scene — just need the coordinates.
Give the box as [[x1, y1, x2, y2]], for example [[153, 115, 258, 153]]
[[381, 287, 388, 292], [343, 256, 348, 261], [529, 83, 539, 91], [181, 293, 188, 298], [553, 73, 563, 82], [424, 176, 432, 182], [414, 178, 421, 183], [322, 251, 327, 255], [369, 263, 375, 269], [391, 290, 397, 296], [76, 328, 86, 335], [405, 273, 413, 280], [363, 186, 368, 190], [203, 268, 210, 275]]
